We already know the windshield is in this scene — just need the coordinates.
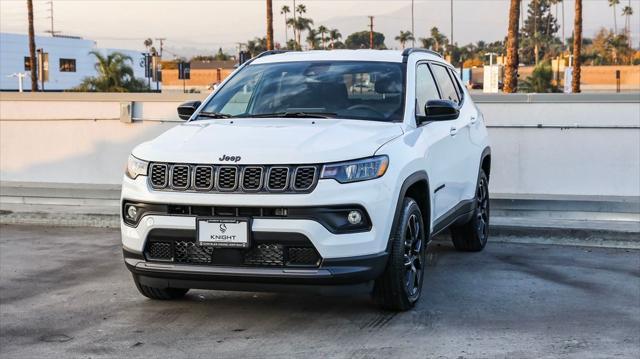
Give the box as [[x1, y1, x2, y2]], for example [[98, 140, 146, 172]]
[[199, 61, 405, 122]]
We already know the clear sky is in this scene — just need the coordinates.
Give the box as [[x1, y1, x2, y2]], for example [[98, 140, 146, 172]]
[[1, 0, 638, 58]]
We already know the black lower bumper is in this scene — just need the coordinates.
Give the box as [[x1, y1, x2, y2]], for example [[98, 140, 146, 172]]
[[124, 249, 388, 294]]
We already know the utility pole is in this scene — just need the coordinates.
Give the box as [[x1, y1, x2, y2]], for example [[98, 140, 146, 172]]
[[44, 1, 60, 36], [27, 0, 38, 91], [450, 0, 454, 55], [411, 0, 415, 47], [155, 38, 166, 57], [368, 16, 374, 49]]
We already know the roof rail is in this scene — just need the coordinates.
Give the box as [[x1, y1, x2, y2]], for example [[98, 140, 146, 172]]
[[254, 50, 290, 59], [401, 48, 443, 62]]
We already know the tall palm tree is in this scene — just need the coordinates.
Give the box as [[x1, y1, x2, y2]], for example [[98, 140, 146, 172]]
[[572, 0, 582, 93], [622, 5, 633, 47], [288, 17, 313, 49], [317, 25, 328, 49], [609, 0, 620, 33], [266, 0, 274, 50], [281, 5, 291, 43], [27, 0, 38, 91], [395, 31, 415, 49], [504, 0, 521, 93], [329, 29, 342, 49]]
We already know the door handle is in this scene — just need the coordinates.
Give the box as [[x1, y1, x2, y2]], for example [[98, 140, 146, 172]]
[[449, 126, 458, 136], [470, 116, 477, 124]]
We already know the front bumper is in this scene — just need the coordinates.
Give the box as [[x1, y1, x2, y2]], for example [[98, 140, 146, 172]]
[[125, 249, 387, 291]]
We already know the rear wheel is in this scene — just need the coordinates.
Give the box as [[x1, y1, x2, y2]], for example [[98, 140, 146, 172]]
[[133, 276, 189, 300], [373, 198, 427, 311], [451, 170, 490, 252]]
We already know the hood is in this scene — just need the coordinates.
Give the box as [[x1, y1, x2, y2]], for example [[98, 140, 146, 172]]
[[133, 118, 404, 164]]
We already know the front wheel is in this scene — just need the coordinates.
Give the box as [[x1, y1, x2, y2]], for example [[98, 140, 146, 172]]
[[373, 198, 427, 311], [451, 170, 490, 252]]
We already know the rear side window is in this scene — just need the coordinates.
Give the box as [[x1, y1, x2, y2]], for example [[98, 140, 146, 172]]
[[431, 64, 460, 105], [415, 64, 440, 116]]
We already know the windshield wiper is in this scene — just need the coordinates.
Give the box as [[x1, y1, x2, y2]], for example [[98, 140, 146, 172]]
[[242, 112, 337, 119], [197, 111, 232, 119]]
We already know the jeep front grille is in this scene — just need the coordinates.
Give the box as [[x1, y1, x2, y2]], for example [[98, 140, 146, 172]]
[[148, 163, 319, 193], [145, 240, 320, 268]]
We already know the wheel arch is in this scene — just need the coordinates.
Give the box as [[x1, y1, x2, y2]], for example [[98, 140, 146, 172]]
[[390, 171, 432, 243], [480, 146, 491, 182]]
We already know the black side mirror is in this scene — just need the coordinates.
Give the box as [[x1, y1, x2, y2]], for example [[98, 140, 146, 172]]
[[417, 99, 459, 125], [177, 101, 201, 120]]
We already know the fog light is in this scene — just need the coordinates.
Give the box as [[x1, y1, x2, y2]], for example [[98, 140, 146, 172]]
[[347, 210, 362, 225], [126, 205, 138, 219]]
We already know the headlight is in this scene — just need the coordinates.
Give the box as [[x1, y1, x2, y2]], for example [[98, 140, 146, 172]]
[[320, 155, 389, 183], [125, 155, 149, 179]]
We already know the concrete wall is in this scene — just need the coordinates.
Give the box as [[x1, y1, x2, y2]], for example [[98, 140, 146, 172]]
[[1, 92, 639, 198]]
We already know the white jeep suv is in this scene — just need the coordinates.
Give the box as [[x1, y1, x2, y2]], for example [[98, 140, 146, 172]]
[[121, 49, 491, 311]]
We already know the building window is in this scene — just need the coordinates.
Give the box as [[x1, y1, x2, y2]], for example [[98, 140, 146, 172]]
[[24, 56, 32, 71], [59, 58, 76, 72]]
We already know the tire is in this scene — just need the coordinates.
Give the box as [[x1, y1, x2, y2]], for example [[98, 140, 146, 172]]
[[133, 276, 189, 300], [373, 197, 427, 311], [451, 170, 490, 252]]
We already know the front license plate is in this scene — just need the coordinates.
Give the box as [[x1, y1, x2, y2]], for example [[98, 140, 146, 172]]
[[197, 218, 250, 248]]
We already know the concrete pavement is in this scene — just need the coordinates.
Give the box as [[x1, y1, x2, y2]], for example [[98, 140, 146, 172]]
[[0, 224, 639, 358]]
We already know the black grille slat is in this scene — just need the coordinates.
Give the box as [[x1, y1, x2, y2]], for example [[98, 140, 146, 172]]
[[171, 165, 190, 189], [293, 167, 317, 190], [147, 242, 172, 260], [244, 244, 284, 266], [194, 166, 214, 190], [242, 167, 263, 191], [148, 164, 317, 193], [267, 167, 289, 191], [218, 167, 238, 191], [174, 241, 213, 264], [287, 247, 320, 266], [150, 164, 168, 188]]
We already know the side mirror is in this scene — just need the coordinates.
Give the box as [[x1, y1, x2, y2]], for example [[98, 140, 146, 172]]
[[418, 99, 460, 124], [177, 101, 201, 121]]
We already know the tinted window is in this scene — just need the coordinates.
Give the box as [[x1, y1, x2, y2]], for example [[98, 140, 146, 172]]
[[415, 64, 440, 116], [448, 67, 464, 102], [201, 61, 405, 122], [431, 64, 460, 104], [59, 58, 76, 72], [24, 56, 32, 71]]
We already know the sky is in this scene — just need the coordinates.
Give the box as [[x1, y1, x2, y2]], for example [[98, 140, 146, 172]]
[[1, 0, 639, 58]]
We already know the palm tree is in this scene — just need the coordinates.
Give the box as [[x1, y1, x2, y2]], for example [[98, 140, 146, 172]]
[[306, 28, 320, 49], [76, 51, 144, 92], [281, 5, 291, 43], [395, 31, 415, 49], [27, 0, 37, 91], [329, 28, 342, 49], [288, 17, 313, 49], [143, 38, 153, 52], [504, 0, 521, 93], [609, 0, 620, 33], [266, 0, 274, 50], [572, 0, 582, 93], [622, 5, 633, 47], [317, 25, 328, 49]]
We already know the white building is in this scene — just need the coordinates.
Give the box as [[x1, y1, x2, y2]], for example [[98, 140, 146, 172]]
[[0, 33, 159, 91]]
